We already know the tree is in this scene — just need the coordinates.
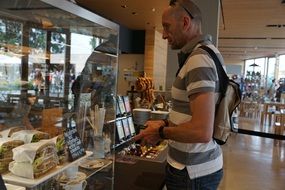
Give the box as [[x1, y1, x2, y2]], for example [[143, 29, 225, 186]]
[[0, 19, 22, 53]]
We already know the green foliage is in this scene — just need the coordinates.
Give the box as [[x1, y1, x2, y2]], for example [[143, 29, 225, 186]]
[[90, 37, 97, 50], [51, 32, 66, 54], [0, 19, 22, 53], [29, 28, 46, 53], [0, 80, 34, 91]]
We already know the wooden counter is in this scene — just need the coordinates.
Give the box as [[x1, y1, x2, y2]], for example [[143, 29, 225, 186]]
[[114, 147, 167, 190]]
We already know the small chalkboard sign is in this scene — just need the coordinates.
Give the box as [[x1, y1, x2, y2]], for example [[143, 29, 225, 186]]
[[64, 126, 86, 161]]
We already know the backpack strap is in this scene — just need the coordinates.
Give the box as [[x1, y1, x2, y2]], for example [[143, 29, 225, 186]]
[[176, 51, 191, 77], [198, 46, 229, 98]]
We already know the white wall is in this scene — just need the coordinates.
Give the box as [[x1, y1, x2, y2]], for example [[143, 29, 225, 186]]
[[117, 54, 144, 95]]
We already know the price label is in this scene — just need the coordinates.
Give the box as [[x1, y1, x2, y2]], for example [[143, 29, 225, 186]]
[[64, 126, 86, 161]]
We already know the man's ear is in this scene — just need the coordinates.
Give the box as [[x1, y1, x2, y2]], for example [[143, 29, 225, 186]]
[[183, 16, 191, 31]]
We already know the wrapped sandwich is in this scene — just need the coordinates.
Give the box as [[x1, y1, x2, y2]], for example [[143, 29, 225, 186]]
[[9, 140, 58, 179], [0, 138, 24, 173], [52, 134, 67, 164], [11, 130, 49, 144], [0, 127, 23, 138]]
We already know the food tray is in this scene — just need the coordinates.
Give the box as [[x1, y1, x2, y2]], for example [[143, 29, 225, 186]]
[[3, 151, 92, 188]]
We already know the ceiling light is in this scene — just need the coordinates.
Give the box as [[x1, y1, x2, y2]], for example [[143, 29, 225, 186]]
[[152, 8, 156, 12], [121, 5, 128, 8]]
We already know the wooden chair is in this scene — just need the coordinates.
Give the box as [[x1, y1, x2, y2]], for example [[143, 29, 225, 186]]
[[239, 101, 260, 118], [274, 109, 285, 135]]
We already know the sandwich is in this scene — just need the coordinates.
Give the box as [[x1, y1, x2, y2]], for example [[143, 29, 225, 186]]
[[0, 127, 23, 138], [52, 134, 67, 164], [9, 140, 59, 179], [11, 130, 49, 144], [0, 138, 24, 159], [0, 138, 24, 173]]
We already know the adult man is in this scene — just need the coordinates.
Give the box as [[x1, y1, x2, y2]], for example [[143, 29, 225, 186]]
[[134, 0, 224, 189]]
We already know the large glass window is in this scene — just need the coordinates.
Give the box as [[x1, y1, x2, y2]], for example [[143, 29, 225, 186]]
[[0, 19, 22, 96], [267, 57, 276, 87], [279, 55, 285, 79]]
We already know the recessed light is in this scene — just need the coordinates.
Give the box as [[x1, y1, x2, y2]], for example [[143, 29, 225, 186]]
[[152, 8, 156, 12], [121, 5, 128, 8]]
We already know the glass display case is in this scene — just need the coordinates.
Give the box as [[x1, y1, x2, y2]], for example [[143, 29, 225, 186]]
[[0, 0, 119, 189]]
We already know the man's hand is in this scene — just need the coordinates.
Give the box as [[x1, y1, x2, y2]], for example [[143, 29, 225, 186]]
[[133, 120, 165, 146]]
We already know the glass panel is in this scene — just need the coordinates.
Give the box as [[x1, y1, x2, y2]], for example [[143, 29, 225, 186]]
[[0, 0, 119, 189]]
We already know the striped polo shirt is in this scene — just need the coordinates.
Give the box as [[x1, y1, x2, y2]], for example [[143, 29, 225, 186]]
[[167, 34, 224, 179]]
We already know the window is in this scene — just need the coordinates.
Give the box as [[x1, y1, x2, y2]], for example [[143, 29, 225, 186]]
[[267, 57, 276, 87], [279, 55, 285, 79]]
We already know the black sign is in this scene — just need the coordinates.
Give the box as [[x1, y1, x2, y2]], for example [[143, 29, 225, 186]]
[[64, 126, 86, 161]]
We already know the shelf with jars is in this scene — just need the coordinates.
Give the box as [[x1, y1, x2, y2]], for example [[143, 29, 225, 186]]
[[244, 71, 262, 101]]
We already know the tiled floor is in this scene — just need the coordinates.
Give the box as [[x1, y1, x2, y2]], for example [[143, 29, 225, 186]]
[[218, 117, 285, 190]]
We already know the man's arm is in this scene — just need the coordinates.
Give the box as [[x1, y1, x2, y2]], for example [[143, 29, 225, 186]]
[[164, 91, 215, 143], [134, 91, 215, 144]]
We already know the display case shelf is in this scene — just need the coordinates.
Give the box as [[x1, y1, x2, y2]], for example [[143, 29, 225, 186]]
[[3, 151, 92, 188]]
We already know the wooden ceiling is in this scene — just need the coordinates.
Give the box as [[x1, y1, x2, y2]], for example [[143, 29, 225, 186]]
[[75, 0, 285, 62]]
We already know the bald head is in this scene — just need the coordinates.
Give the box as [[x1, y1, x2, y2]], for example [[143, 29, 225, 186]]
[[161, 0, 203, 49], [169, 0, 202, 21]]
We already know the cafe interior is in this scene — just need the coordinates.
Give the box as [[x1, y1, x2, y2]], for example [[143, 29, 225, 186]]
[[0, 0, 285, 190]]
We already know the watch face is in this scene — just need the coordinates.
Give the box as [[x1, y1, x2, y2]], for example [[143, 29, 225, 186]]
[[116, 120, 125, 141], [127, 116, 136, 135], [122, 118, 130, 138], [123, 96, 131, 113]]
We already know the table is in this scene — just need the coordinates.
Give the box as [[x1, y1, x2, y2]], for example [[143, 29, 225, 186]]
[[260, 102, 285, 126]]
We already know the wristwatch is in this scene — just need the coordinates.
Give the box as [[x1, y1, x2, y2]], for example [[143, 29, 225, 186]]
[[158, 119, 169, 139], [162, 119, 169, 127], [159, 125, 166, 139]]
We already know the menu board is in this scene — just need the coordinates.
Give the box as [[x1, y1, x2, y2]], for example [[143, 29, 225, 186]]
[[122, 118, 131, 138], [123, 96, 131, 113], [115, 100, 121, 116], [116, 120, 125, 141], [64, 126, 86, 161], [117, 96, 126, 115], [127, 116, 136, 136]]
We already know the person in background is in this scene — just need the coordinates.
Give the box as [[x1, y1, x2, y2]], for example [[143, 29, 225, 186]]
[[134, 0, 223, 189], [33, 69, 44, 94], [276, 80, 285, 102]]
